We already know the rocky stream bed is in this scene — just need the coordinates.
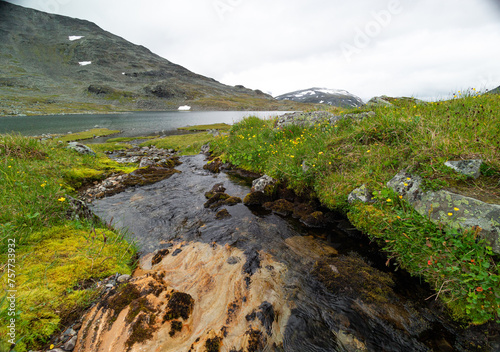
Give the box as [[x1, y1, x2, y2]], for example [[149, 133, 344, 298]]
[[46, 147, 499, 352]]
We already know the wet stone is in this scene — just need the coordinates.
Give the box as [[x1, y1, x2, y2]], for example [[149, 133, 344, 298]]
[[227, 256, 241, 265], [172, 248, 182, 257]]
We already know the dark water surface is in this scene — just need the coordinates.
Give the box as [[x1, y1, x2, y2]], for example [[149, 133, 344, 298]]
[[0, 111, 288, 137], [91, 154, 496, 351]]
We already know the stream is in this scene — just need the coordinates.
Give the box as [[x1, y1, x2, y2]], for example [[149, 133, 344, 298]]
[[86, 154, 493, 352]]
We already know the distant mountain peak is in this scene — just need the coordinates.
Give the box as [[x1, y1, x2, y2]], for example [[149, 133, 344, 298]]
[[275, 87, 364, 108]]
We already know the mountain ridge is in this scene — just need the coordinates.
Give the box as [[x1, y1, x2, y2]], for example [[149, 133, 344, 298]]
[[275, 87, 365, 108], [0, 1, 311, 114]]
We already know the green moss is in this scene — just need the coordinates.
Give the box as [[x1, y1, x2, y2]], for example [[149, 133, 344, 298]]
[[140, 132, 213, 156], [106, 136, 157, 143], [2, 225, 134, 351], [56, 128, 121, 142]]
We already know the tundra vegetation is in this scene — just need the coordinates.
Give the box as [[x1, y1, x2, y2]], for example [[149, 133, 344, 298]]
[[211, 90, 500, 325]]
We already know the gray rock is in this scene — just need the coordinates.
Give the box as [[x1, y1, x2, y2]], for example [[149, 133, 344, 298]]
[[139, 157, 154, 168], [66, 142, 96, 156], [342, 111, 376, 120], [62, 327, 76, 337], [388, 170, 500, 254], [200, 143, 210, 154], [63, 335, 77, 351], [348, 184, 375, 204], [227, 256, 241, 265], [116, 274, 131, 283], [252, 175, 277, 193], [444, 159, 483, 179], [275, 111, 336, 128], [366, 96, 393, 107], [386, 170, 424, 204], [48, 349, 65, 352]]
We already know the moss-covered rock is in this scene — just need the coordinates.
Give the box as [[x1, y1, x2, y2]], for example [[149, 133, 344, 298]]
[[215, 209, 231, 219], [301, 211, 327, 227], [243, 191, 271, 206], [204, 158, 223, 173], [263, 199, 294, 216]]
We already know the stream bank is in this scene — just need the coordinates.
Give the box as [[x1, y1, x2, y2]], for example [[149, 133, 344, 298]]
[[69, 152, 498, 351]]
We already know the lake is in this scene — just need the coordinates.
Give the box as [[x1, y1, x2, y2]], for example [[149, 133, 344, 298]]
[[0, 111, 290, 139]]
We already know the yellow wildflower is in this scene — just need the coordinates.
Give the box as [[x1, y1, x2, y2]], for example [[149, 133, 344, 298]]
[[58, 197, 66, 202]]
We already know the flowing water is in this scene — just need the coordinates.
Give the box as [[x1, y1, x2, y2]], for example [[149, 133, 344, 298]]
[[90, 154, 494, 352]]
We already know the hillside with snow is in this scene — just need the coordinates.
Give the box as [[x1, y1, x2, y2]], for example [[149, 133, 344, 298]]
[[275, 88, 365, 108]]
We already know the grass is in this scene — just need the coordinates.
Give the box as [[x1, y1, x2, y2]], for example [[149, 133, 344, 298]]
[[55, 128, 121, 143], [106, 136, 157, 143], [177, 123, 231, 131], [139, 132, 214, 156], [0, 134, 137, 351], [211, 90, 500, 324]]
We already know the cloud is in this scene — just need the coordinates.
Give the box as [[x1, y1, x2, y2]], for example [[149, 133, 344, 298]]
[[6, 0, 500, 100]]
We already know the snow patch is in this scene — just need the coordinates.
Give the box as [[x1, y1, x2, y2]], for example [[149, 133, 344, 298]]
[[319, 100, 324, 104], [78, 61, 91, 66], [69, 36, 84, 41], [316, 88, 350, 95], [122, 72, 126, 75], [295, 90, 317, 97], [178, 105, 191, 111]]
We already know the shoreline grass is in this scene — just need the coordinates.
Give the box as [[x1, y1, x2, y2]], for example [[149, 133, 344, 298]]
[[0, 134, 137, 351], [139, 132, 214, 155], [177, 123, 231, 132], [211, 91, 500, 324], [55, 128, 121, 143]]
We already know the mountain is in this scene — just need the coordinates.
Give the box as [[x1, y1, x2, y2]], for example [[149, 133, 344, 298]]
[[275, 88, 365, 108], [0, 2, 307, 115], [488, 85, 500, 95]]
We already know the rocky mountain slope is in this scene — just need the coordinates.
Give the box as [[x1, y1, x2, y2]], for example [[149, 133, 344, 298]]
[[275, 87, 365, 108], [488, 85, 500, 94], [0, 2, 308, 114]]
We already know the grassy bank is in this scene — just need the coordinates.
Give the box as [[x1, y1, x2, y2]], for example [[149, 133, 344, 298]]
[[0, 134, 137, 351], [211, 92, 500, 324]]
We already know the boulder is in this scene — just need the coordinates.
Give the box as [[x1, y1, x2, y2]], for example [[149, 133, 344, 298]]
[[139, 157, 155, 168], [366, 96, 393, 107], [348, 184, 375, 204], [63, 335, 77, 351], [275, 111, 337, 129], [444, 159, 483, 179], [200, 143, 210, 154], [251, 175, 277, 193], [67, 142, 96, 156], [387, 170, 500, 254], [116, 274, 131, 283]]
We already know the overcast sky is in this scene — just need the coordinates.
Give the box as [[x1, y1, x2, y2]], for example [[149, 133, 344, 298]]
[[7, 0, 500, 101]]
